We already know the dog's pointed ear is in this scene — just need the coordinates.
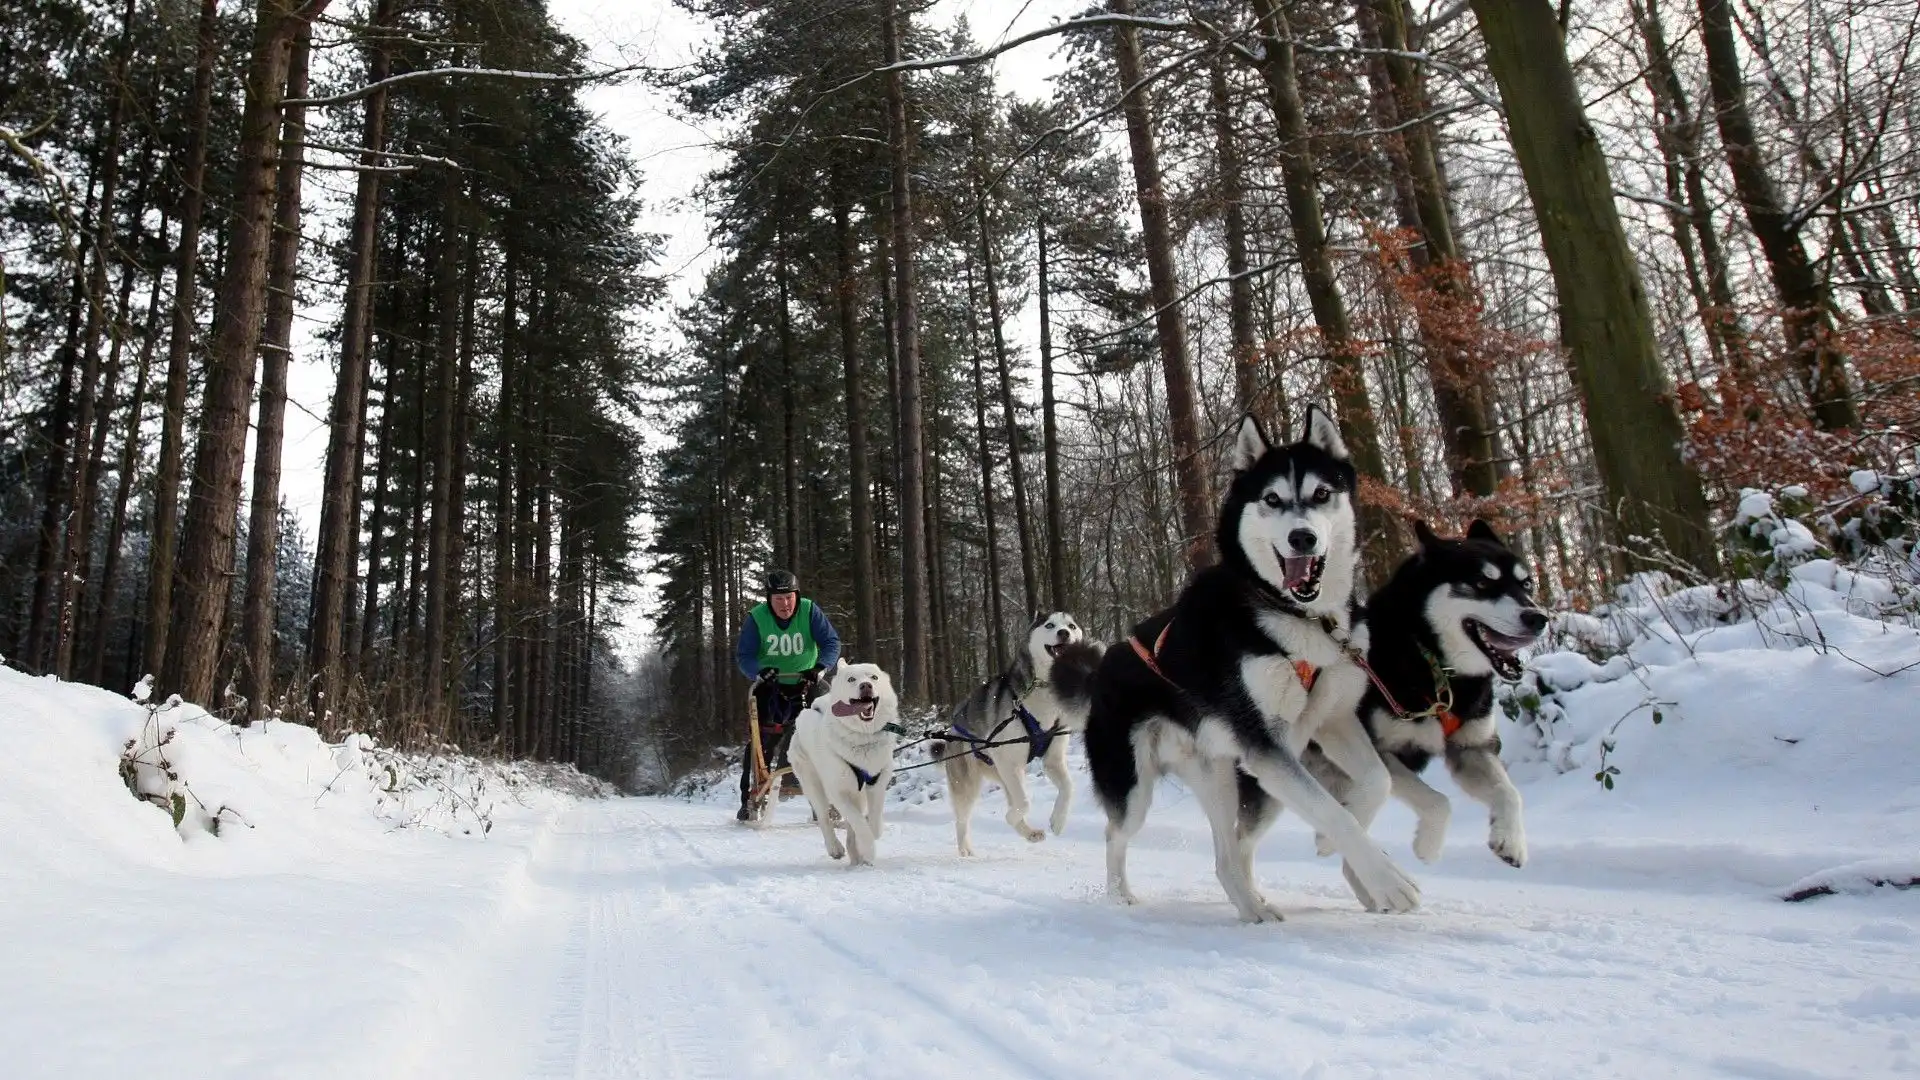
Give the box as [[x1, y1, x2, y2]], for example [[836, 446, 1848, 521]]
[[1413, 519, 1440, 551], [1304, 404, 1348, 460], [1467, 518, 1501, 544], [1229, 415, 1270, 473]]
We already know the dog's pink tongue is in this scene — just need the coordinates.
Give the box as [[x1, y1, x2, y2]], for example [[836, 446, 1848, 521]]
[[831, 699, 871, 717], [1283, 555, 1315, 589]]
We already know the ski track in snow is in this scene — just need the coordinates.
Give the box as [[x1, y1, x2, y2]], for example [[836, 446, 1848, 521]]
[[372, 790, 1915, 1080]]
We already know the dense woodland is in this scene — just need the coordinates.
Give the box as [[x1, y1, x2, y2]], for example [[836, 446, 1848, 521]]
[[3, 0, 1917, 787]]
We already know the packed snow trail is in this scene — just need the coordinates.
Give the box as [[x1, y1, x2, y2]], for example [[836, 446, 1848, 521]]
[[381, 790, 1915, 1080]]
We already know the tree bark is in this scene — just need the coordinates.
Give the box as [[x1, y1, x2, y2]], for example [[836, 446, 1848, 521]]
[[309, 0, 395, 721], [1248, 0, 1403, 570], [882, 0, 931, 702], [1469, 0, 1717, 574], [54, 0, 140, 678], [965, 254, 1007, 662], [1208, 55, 1261, 417], [1367, 0, 1502, 498], [423, 151, 463, 730], [1107, 0, 1213, 571], [1633, 0, 1748, 375], [1696, 0, 1856, 429], [1037, 218, 1069, 613], [145, 0, 222, 684], [776, 230, 800, 577], [831, 197, 878, 661], [972, 160, 1039, 615], [163, 0, 330, 706], [239, 21, 310, 723], [88, 251, 167, 686]]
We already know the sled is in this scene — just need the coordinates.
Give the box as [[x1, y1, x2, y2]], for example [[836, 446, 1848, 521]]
[[741, 687, 798, 825]]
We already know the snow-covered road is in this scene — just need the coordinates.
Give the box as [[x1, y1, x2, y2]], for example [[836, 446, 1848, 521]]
[[378, 791, 1915, 1080]]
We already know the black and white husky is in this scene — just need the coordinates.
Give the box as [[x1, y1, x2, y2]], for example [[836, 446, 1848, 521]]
[[1084, 407, 1421, 922], [928, 613, 1103, 856], [1308, 520, 1547, 868]]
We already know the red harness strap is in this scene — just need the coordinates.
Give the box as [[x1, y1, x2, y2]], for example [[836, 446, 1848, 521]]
[[1129, 620, 1318, 694], [1353, 656, 1463, 736]]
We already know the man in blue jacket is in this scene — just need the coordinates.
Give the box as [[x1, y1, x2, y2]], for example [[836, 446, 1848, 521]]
[[736, 569, 842, 820]]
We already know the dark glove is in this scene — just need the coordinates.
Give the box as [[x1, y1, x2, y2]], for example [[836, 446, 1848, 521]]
[[757, 667, 778, 682]]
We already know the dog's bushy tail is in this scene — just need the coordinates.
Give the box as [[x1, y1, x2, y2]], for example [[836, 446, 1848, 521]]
[[1049, 640, 1104, 729]]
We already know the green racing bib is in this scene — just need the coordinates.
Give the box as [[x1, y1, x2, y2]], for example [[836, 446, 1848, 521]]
[[750, 598, 818, 681]]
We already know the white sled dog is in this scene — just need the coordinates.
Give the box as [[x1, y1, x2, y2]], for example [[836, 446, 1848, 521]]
[[927, 613, 1103, 855], [1082, 407, 1420, 921], [790, 662, 900, 865], [1306, 520, 1547, 868]]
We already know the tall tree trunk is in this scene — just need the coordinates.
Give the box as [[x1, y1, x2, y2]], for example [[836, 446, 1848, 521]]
[[776, 231, 800, 577], [1469, 0, 1717, 574], [54, 0, 140, 677], [448, 229, 477, 740], [1367, 0, 1502, 498], [309, 0, 395, 721], [1208, 55, 1261, 417], [965, 254, 1007, 662], [1633, 0, 1749, 375], [831, 197, 878, 661], [145, 0, 222, 683], [494, 244, 518, 747], [88, 253, 167, 685], [1696, 0, 1856, 429], [361, 341, 398, 676], [972, 169, 1038, 615], [882, 0, 931, 702], [239, 21, 311, 723], [1248, 0, 1403, 569], [1108, 0, 1213, 571], [163, 0, 330, 705], [1038, 218, 1069, 613], [70, 255, 140, 674], [24, 209, 89, 668], [423, 166, 463, 730]]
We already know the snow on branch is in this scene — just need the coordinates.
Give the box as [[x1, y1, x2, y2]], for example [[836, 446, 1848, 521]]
[[283, 65, 638, 109]]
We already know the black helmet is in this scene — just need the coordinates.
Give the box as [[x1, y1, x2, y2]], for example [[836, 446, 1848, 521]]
[[766, 569, 798, 594]]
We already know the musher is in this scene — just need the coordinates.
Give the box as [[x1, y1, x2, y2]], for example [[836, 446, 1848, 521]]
[[735, 569, 842, 820]]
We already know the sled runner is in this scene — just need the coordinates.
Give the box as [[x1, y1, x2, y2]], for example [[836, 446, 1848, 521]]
[[742, 690, 789, 824]]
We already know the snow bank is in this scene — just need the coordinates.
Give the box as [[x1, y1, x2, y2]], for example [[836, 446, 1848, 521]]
[[0, 663, 608, 1079], [1495, 570, 1920, 895]]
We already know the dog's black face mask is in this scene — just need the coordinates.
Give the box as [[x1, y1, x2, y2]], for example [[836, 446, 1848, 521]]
[[1415, 520, 1548, 681]]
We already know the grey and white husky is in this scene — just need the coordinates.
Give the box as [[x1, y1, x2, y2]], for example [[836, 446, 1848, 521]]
[[1308, 520, 1548, 868], [1083, 408, 1421, 922], [928, 613, 1103, 856]]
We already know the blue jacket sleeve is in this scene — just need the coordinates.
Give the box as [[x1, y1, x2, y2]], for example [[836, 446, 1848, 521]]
[[736, 618, 761, 679], [811, 604, 842, 670]]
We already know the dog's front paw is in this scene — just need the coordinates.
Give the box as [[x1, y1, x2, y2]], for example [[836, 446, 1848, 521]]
[[826, 838, 846, 860], [1049, 805, 1070, 836], [1351, 852, 1421, 914], [1315, 832, 1336, 858], [1489, 816, 1527, 868]]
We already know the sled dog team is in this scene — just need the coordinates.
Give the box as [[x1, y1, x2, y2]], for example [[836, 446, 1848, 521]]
[[785, 405, 1548, 919]]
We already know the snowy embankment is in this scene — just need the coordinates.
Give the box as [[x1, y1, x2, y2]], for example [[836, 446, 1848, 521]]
[[0, 665, 606, 1079], [4, 557, 1919, 1079]]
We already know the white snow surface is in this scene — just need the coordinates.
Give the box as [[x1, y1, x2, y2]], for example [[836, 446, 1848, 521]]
[[4, 588, 1920, 1079]]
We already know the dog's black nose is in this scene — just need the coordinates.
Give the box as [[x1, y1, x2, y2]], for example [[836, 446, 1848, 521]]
[[1287, 529, 1317, 554], [859, 682, 873, 696], [1521, 609, 1548, 633], [1055, 628, 1071, 642]]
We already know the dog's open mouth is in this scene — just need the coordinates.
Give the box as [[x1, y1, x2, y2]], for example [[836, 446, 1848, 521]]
[[1045, 641, 1070, 658], [831, 695, 879, 720], [1280, 553, 1326, 602], [1466, 620, 1535, 681]]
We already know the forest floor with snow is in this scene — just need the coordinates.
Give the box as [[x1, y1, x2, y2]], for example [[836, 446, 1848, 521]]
[[3, 571, 1919, 1079]]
